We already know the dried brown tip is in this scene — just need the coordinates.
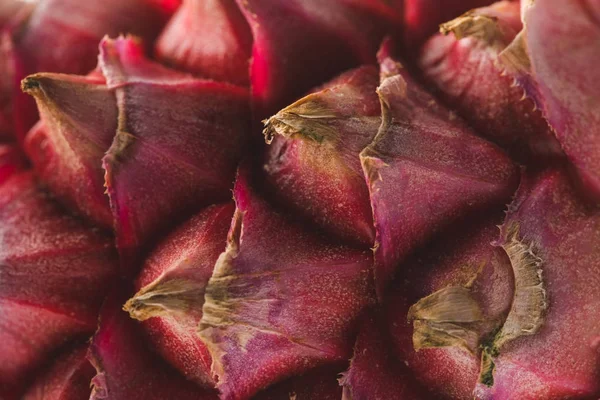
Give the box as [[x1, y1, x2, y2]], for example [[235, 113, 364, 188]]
[[21, 76, 42, 93], [441, 12, 500, 42], [262, 95, 339, 145], [499, 31, 532, 74], [124, 278, 206, 321], [477, 223, 547, 386], [494, 223, 546, 349], [478, 346, 497, 386], [199, 208, 244, 330], [408, 285, 484, 354]]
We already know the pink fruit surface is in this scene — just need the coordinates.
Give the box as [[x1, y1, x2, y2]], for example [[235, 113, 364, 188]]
[[0, 144, 26, 184], [156, 0, 252, 85], [263, 66, 380, 247], [363, 41, 519, 298], [237, 0, 401, 117], [22, 36, 250, 267], [89, 288, 218, 400], [1, 0, 177, 143], [0, 0, 30, 141], [403, 0, 497, 51], [0, 26, 18, 142], [0, 0, 27, 28], [99, 36, 250, 267], [387, 168, 600, 400], [124, 203, 234, 387], [0, 154, 117, 398], [500, 0, 600, 201], [340, 310, 427, 400], [23, 71, 116, 229], [387, 213, 514, 399], [254, 364, 344, 400], [197, 165, 376, 399], [419, 1, 563, 162], [2, 2, 598, 399], [474, 168, 600, 399], [22, 344, 95, 400]]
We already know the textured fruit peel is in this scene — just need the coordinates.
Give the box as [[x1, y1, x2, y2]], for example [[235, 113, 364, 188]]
[[198, 165, 376, 399], [362, 41, 519, 298]]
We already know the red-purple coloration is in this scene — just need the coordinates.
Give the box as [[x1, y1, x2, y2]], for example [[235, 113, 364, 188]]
[[419, 1, 562, 162], [125, 203, 234, 387], [236, 0, 401, 118], [22, 344, 95, 400], [0, 28, 18, 142], [99, 36, 250, 268], [0, 0, 30, 141], [1, 2, 598, 398], [156, 0, 252, 85], [88, 289, 218, 400], [499, 0, 600, 202], [474, 168, 600, 399], [2, 0, 177, 143], [0, 0, 27, 28], [0, 144, 26, 184], [255, 364, 345, 400], [403, 0, 496, 52], [340, 310, 427, 400], [23, 71, 115, 229], [198, 166, 376, 400], [0, 160, 117, 398], [362, 44, 519, 298], [263, 66, 380, 247], [387, 214, 513, 399]]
